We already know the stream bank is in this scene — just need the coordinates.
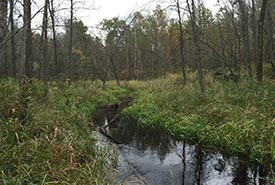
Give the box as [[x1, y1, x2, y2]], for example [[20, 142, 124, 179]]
[[93, 105, 273, 185]]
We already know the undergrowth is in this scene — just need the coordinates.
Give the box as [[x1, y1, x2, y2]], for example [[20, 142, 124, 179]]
[[124, 73, 275, 164], [0, 78, 131, 184]]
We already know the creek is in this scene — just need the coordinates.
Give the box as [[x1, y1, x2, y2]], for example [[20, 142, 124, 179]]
[[93, 107, 271, 185]]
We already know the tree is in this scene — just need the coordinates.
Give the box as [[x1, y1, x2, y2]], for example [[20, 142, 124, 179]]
[[256, 0, 268, 81], [23, 0, 33, 77], [49, 0, 58, 76], [0, 0, 8, 76], [40, 0, 49, 82], [266, 1, 275, 76], [68, 0, 74, 78], [175, 0, 186, 83], [251, 0, 257, 68], [238, 0, 252, 78], [101, 18, 127, 85], [9, 0, 16, 77], [187, 0, 204, 93]]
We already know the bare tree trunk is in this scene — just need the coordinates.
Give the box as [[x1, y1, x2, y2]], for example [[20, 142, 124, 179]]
[[49, 0, 58, 76], [9, 0, 17, 78], [40, 0, 49, 82], [109, 55, 120, 86], [223, 5, 240, 74], [256, 0, 268, 81], [23, 0, 33, 78], [126, 47, 131, 80], [0, 0, 8, 76], [68, 0, 73, 78], [218, 21, 225, 69], [266, 4, 275, 76], [227, 5, 241, 74], [176, 0, 186, 83], [251, 0, 258, 67], [187, 0, 204, 93], [238, 0, 252, 79]]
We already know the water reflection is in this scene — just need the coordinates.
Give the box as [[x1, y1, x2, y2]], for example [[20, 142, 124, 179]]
[[93, 109, 271, 185]]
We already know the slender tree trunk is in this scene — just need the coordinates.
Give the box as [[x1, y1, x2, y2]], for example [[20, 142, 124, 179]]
[[251, 0, 258, 67], [23, 0, 33, 78], [49, 0, 58, 76], [238, 0, 252, 78], [226, 18, 235, 71], [0, 0, 8, 76], [126, 47, 131, 80], [134, 24, 139, 75], [228, 6, 241, 74], [256, 0, 268, 81], [218, 21, 226, 69], [109, 56, 120, 86], [176, 0, 186, 83], [9, 0, 17, 78], [187, 0, 204, 93], [266, 4, 275, 76], [40, 0, 49, 82], [68, 0, 73, 78]]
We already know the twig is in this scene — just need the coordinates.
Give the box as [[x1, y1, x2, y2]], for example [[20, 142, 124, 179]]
[[0, 4, 45, 49], [104, 114, 119, 129]]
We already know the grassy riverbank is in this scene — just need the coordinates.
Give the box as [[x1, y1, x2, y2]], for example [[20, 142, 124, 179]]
[[124, 74, 275, 163], [0, 78, 130, 184], [1, 74, 275, 183]]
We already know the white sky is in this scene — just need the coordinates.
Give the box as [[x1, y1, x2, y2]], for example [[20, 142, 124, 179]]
[[32, 0, 220, 33], [80, 0, 219, 26]]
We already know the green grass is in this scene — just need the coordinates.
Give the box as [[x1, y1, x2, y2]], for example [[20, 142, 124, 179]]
[[0, 78, 131, 184], [1, 73, 275, 183], [124, 74, 275, 163]]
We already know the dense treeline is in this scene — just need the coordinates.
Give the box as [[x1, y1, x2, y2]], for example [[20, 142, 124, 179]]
[[0, 0, 274, 87]]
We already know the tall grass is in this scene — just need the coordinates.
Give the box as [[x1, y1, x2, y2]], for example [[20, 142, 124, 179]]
[[124, 74, 275, 163], [1, 74, 274, 182], [0, 78, 131, 184]]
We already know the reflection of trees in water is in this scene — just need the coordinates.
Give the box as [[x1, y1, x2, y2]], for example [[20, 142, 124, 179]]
[[109, 117, 174, 160], [194, 145, 203, 185], [231, 159, 269, 185], [181, 144, 204, 185], [182, 141, 186, 185], [231, 159, 248, 185], [95, 110, 270, 185], [180, 145, 265, 185], [259, 163, 269, 185]]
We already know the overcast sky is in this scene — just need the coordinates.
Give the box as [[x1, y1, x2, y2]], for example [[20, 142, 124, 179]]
[[81, 0, 219, 26], [32, 0, 219, 33]]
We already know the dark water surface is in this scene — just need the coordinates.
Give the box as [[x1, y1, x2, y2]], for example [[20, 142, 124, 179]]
[[93, 108, 272, 185]]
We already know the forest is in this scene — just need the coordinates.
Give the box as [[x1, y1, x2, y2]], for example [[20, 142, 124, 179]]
[[0, 0, 275, 184]]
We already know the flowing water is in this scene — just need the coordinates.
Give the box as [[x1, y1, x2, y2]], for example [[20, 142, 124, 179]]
[[93, 108, 272, 185]]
